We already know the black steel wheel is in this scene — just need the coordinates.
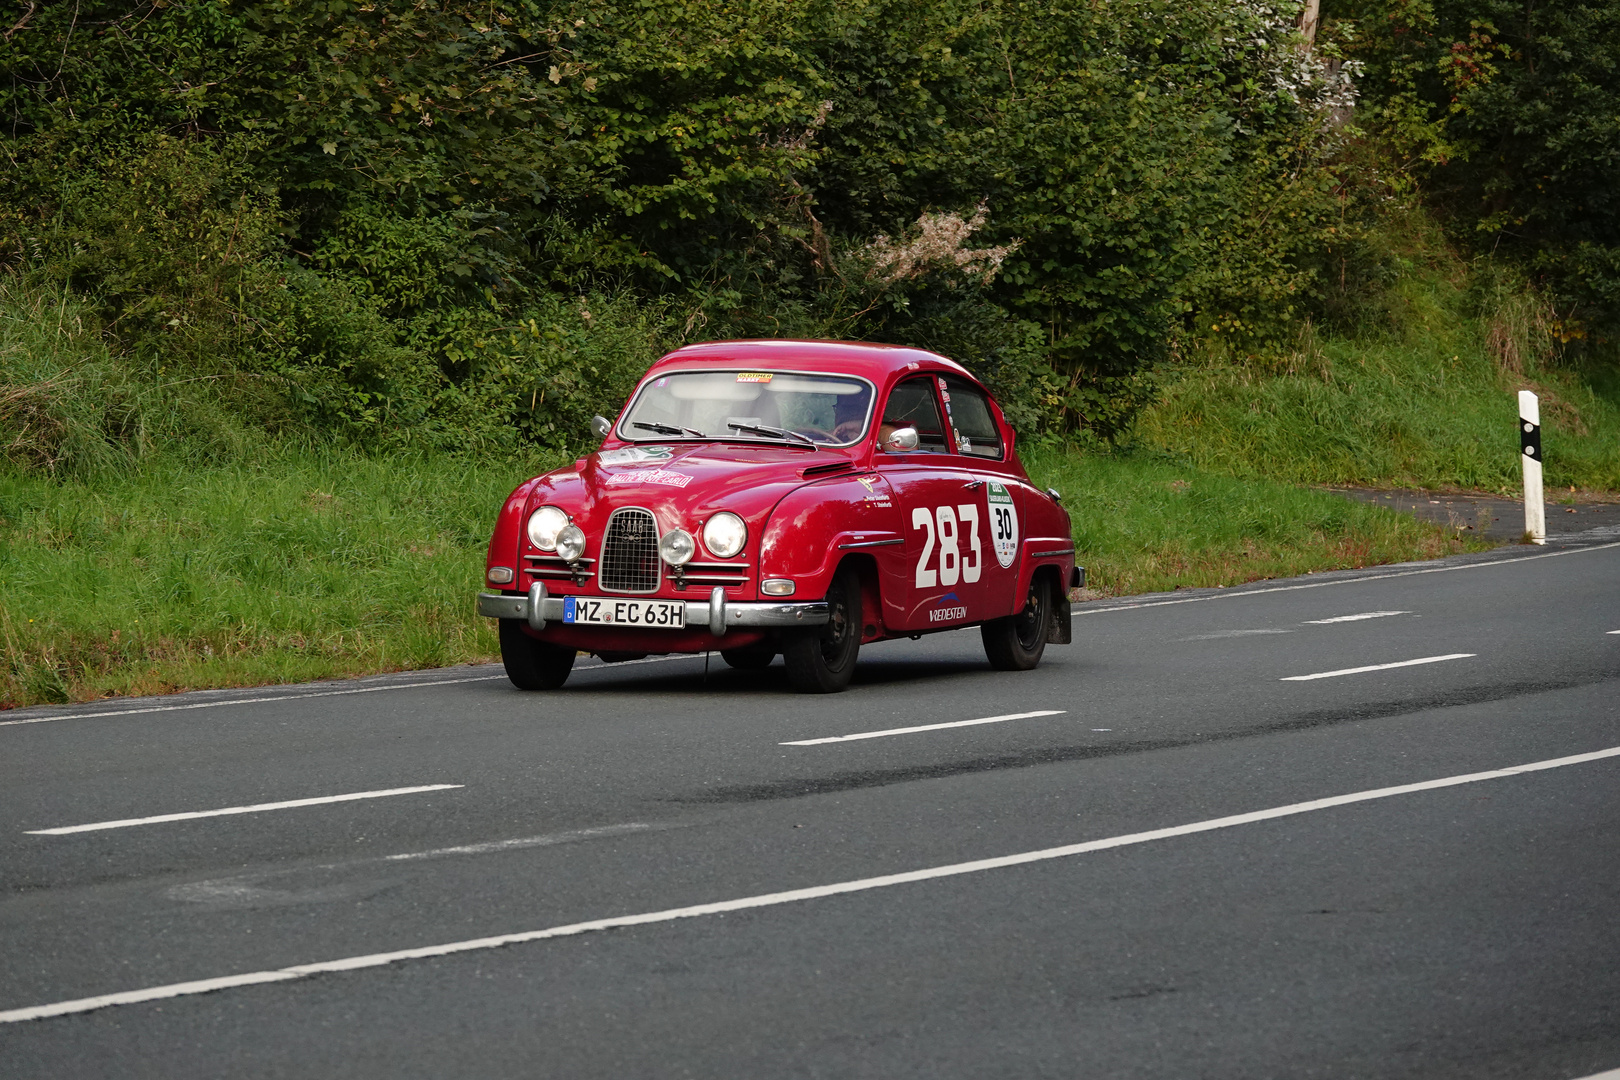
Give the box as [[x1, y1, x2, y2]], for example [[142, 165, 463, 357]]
[[783, 566, 861, 693], [499, 619, 576, 690], [981, 573, 1051, 671]]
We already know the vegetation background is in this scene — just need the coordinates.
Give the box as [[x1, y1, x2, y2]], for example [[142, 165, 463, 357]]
[[2, 0, 1616, 705]]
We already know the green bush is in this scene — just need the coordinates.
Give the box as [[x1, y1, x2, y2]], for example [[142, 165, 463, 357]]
[[0, 0, 1365, 449]]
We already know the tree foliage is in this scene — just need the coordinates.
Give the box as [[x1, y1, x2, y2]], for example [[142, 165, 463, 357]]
[[1, 0, 1358, 451], [1331, 0, 1620, 341]]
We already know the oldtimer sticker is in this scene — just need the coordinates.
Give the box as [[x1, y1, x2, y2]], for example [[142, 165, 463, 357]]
[[598, 445, 673, 466], [605, 468, 693, 488], [987, 482, 1019, 568], [736, 372, 773, 383]]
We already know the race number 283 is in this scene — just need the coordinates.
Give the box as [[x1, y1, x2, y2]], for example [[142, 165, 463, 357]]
[[912, 504, 982, 587]]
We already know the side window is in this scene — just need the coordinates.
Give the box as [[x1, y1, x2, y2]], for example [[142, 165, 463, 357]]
[[941, 376, 1004, 460], [879, 377, 949, 453]]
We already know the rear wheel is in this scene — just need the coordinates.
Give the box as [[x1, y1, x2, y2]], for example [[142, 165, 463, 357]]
[[499, 619, 576, 690], [982, 574, 1052, 671], [783, 566, 861, 693], [720, 643, 776, 670]]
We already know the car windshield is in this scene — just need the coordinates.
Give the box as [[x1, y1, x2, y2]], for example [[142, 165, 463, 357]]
[[620, 370, 876, 446]]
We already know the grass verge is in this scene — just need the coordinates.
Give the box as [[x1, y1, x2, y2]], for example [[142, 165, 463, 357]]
[[2, 444, 1490, 709], [1134, 269, 1620, 493], [1026, 447, 1493, 598], [0, 446, 566, 708]]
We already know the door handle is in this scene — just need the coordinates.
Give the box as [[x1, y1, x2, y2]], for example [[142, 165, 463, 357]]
[[964, 479, 984, 490]]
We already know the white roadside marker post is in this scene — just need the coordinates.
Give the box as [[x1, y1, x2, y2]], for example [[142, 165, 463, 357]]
[[1519, 390, 1545, 545]]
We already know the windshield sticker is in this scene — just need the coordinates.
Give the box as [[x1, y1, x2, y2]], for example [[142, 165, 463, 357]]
[[987, 482, 1019, 568], [598, 446, 672, 466], [736, 372, 773, 383], [606, 468, 693, 489]]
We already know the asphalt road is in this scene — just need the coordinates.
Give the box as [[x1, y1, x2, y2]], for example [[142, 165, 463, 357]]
[[3, 534, 1619, 1078]]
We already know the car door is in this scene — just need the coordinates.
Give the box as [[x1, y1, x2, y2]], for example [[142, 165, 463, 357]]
[[937, 374, 1025, 619], [874, 375, 989, 631]]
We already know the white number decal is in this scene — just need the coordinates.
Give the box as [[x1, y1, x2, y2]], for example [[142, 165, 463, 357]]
[[912, 506, 937, 587], [956, 504, 982, 584], [914, 502, 986, 587], [936, 506, 959, 586]]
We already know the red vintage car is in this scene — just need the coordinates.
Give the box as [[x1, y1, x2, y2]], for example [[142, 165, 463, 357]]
[[477, 340, 1082, 693]]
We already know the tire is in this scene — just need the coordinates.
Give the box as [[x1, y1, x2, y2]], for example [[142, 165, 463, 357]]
[[720, 643, 776, 670], [783, 566, 861, 693], [982, 573, 1052, 671], [499, 619, 576, 690]]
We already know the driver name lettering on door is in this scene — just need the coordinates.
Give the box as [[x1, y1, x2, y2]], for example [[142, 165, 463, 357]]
[[912, 504, 982, 587]]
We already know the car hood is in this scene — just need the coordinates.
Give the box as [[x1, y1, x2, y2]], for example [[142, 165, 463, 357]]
[[527, 442, 855, 531]]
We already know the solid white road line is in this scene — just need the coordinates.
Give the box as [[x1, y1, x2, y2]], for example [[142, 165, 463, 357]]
[[0, 677, 506, 727], [24, 785, 463, 836], [1280, 653, 1475, 682], [782, 710, 1066, 746], [5, 742, 1618, 1024], [0, 653, 713, 729], [1074, 540, 1620, 616], [1608, 630, 1620, 635], [1304, 611, 1409, 624], [1569, 1069, 1620, 1080]]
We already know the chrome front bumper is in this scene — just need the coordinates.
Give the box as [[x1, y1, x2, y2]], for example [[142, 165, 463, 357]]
[[477, 584, 828, 637]]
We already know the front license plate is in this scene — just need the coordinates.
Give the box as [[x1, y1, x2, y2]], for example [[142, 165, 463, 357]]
[[562, 596, 686, 629]]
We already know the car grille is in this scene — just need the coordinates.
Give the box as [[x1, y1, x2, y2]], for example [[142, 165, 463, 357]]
[[524, 554, 595, 583], [599, 508, 661, 593]]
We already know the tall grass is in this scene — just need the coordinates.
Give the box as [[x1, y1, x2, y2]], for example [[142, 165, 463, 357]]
[[1025, 448, 1490, 598], [0, 447, 565, 706], [1136, 270, 1620, 493]]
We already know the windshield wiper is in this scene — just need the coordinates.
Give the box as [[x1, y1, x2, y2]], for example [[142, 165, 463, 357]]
[[633, 421, 706, 437], [727, 422, 818, 449]]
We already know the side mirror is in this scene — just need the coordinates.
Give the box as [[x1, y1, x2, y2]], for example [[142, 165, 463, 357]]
[[590, 415, 613, 439], [885, 426, 920, 452]]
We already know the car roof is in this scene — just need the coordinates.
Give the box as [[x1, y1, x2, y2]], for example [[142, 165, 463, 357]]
[[647, 339, 976, 384]]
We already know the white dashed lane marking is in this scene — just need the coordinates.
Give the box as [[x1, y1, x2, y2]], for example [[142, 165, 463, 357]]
[[1280, 653, 1475, 682], [6, 743, 1618, 1024], [783, 711, 1066, 746], [1304, 611, 1410, 624], [25, 785, 463, 835]]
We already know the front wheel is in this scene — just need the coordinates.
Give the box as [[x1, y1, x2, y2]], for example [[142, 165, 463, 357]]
[[982, 574, 1052, 671], [783, 566, 861, 693], [499, 619, 576, 690]]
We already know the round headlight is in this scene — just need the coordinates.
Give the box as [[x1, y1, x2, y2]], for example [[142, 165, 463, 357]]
[[555, 523, 587, 563], [527, 505, 569, 551], [703, 512, 748, 559], [659, 528, 696, 567]]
